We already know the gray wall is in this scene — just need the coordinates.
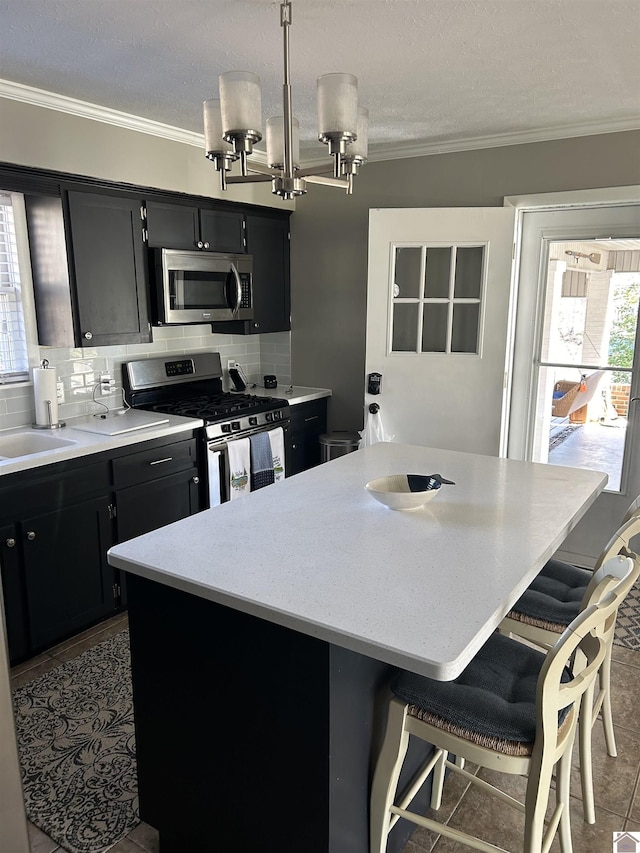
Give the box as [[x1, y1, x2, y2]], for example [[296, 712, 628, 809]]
[[290, 131, 640, 431]]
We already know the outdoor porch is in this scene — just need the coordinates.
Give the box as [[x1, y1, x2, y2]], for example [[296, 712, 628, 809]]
[[548, 418, 627, 491]]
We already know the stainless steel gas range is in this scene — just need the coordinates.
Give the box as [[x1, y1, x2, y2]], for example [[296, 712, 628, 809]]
[[123, 352, 290, 506]]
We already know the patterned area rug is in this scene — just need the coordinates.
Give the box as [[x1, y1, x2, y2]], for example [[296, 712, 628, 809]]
[[615, 576, 640, 650], [12, 630, 139, 853]]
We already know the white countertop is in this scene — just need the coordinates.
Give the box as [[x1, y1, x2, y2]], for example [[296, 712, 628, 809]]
[[0, 413, 203, 477], [247, 385, 331, 404], [108, 441, 607, 680]]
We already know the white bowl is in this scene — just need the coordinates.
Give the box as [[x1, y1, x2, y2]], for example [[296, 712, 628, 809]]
[[365, 474, 441, 511]]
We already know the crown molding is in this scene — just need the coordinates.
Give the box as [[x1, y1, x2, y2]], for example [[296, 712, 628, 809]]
[[0, 79, 275, 165], [302, 116, 640, 168], [2, 78, 639, 169], [0, 78, 205, 147]]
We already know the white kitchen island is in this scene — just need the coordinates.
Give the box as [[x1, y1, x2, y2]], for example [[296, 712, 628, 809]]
[[108, 442, 607, 852]]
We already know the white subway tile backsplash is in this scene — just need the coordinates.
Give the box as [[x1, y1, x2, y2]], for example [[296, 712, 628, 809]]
[[0, 330, 291, 430], [0, 411, 37, 431], [5, 394, 32, 414]]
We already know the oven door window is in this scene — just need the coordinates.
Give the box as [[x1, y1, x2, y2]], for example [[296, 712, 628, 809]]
[[169, 269, 234, 311]]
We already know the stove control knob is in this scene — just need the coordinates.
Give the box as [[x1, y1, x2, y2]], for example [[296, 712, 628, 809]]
[[266, 412, 272, 422], [231, 421, 240, 431], [249, 416, 258, 426]]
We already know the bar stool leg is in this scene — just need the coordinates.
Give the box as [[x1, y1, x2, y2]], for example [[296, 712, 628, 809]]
[[556, 745, 574, 853], [430, 750, 447, 810], [370, 699, 410, 853], [579, 682, 596, 825], [600, 647, 617, 757]]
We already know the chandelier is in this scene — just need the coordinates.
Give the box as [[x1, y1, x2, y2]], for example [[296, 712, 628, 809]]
[[203, 0, 368, 201]]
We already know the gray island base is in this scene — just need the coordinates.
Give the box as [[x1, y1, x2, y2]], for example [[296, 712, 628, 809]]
[[126, 574, 430, 852]]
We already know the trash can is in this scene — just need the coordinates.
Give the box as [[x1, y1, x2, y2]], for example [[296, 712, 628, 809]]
[[319, 431, 360, 463]]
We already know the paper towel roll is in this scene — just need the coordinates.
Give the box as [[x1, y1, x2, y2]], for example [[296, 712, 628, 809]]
[[33, 365, 59, 427]]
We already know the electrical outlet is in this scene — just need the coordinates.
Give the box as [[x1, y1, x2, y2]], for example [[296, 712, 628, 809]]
[[56, 381, 65, 404], [99, 372, 115, 396]]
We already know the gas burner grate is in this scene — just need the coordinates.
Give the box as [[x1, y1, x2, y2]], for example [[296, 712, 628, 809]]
[[147, 392, 285, 424]]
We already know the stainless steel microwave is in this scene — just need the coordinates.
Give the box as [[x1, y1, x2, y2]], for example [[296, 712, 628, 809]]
[[153, 248, 253, 325]]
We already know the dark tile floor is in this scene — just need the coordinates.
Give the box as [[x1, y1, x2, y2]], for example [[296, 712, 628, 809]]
[[11, 614, 640, 853]]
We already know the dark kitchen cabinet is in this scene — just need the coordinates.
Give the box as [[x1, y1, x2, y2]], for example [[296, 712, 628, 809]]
[[25, 191, 152, 348], [145, 200, 245, 253], [289, 399, 328, 476], [212, 211, 291, 335], [21, 496, 115, 650], [0, 524, 29, 662], [0, 432, 202, 665], [114, 437, 201, 542], [113, 436, 202, 606], [0, 460, 117, 663]]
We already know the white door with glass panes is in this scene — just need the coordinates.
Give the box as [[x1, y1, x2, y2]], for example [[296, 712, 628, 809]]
[[365, 208, 516, 455]]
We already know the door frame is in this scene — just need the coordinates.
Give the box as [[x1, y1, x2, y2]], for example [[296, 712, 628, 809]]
[[505, 186, 640, 461], [504, 186, 640, 566]]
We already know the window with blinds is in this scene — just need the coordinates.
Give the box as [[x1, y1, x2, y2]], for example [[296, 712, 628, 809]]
[[0, 193, 29, 382]]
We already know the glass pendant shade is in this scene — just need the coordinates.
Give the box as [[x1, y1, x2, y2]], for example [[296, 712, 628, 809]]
[[219, 71, 262, 135], [203, 99, 234, 154], [351, 107, 369, 160], [266, 116, 300, 168], [317, 73, 358, 138], [205, 3, 369, 198]]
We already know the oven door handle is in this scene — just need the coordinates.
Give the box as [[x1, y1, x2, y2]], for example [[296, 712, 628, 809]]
[[207, 422, 288, 453], [228, 263, 242, 316]]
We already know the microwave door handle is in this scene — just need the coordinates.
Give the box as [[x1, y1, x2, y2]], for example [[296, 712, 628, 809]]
[[229, 263, 242, 316]]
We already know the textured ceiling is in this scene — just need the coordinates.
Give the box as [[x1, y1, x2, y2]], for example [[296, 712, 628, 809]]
[[1, 0, 640, 161]]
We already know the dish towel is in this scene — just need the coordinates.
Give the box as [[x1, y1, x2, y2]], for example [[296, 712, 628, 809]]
[[228, 437, 251, 500], [268, 427, 286, 481], [250, 432, 275, 491]]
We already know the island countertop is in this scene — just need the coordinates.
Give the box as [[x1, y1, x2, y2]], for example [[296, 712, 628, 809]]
[[108, 441, 606, 680]]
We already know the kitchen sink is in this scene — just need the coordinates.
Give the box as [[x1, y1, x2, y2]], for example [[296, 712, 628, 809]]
[[0, 431, 77, 458]]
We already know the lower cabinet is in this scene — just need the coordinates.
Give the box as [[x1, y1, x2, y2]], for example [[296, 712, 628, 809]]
[[21, 496, 115, 650], [0, 432, 203, 665], [116, 469, 200, 542], [114, 437, 200, 541], [0, 524, 30, 662], [289, 399, 328, 476]]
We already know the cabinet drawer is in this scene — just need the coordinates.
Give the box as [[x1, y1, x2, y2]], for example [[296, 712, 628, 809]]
[[289, 400, 327, 437], [112, 439, 198, 488], [0, 460, 111, 521]]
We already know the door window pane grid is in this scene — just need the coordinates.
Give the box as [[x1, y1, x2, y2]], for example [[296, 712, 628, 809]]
[[391, 244, 484, 354]]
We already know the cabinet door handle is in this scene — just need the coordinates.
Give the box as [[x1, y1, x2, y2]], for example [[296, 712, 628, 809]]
[[304, 416, 319, 423], [196, 241, 204, 249], [203, 242, 210, 249], [26, 531, 36, 541], [83, 331, 93, 340], [192, 476, 200, 484], [149, 457, 173, 465], [5, 537, 15, 548]]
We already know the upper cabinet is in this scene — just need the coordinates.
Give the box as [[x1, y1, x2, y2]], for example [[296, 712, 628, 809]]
[[145, 200, 245, 254], [26, 190, 152, 348], [212, 211, 291, 335]]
